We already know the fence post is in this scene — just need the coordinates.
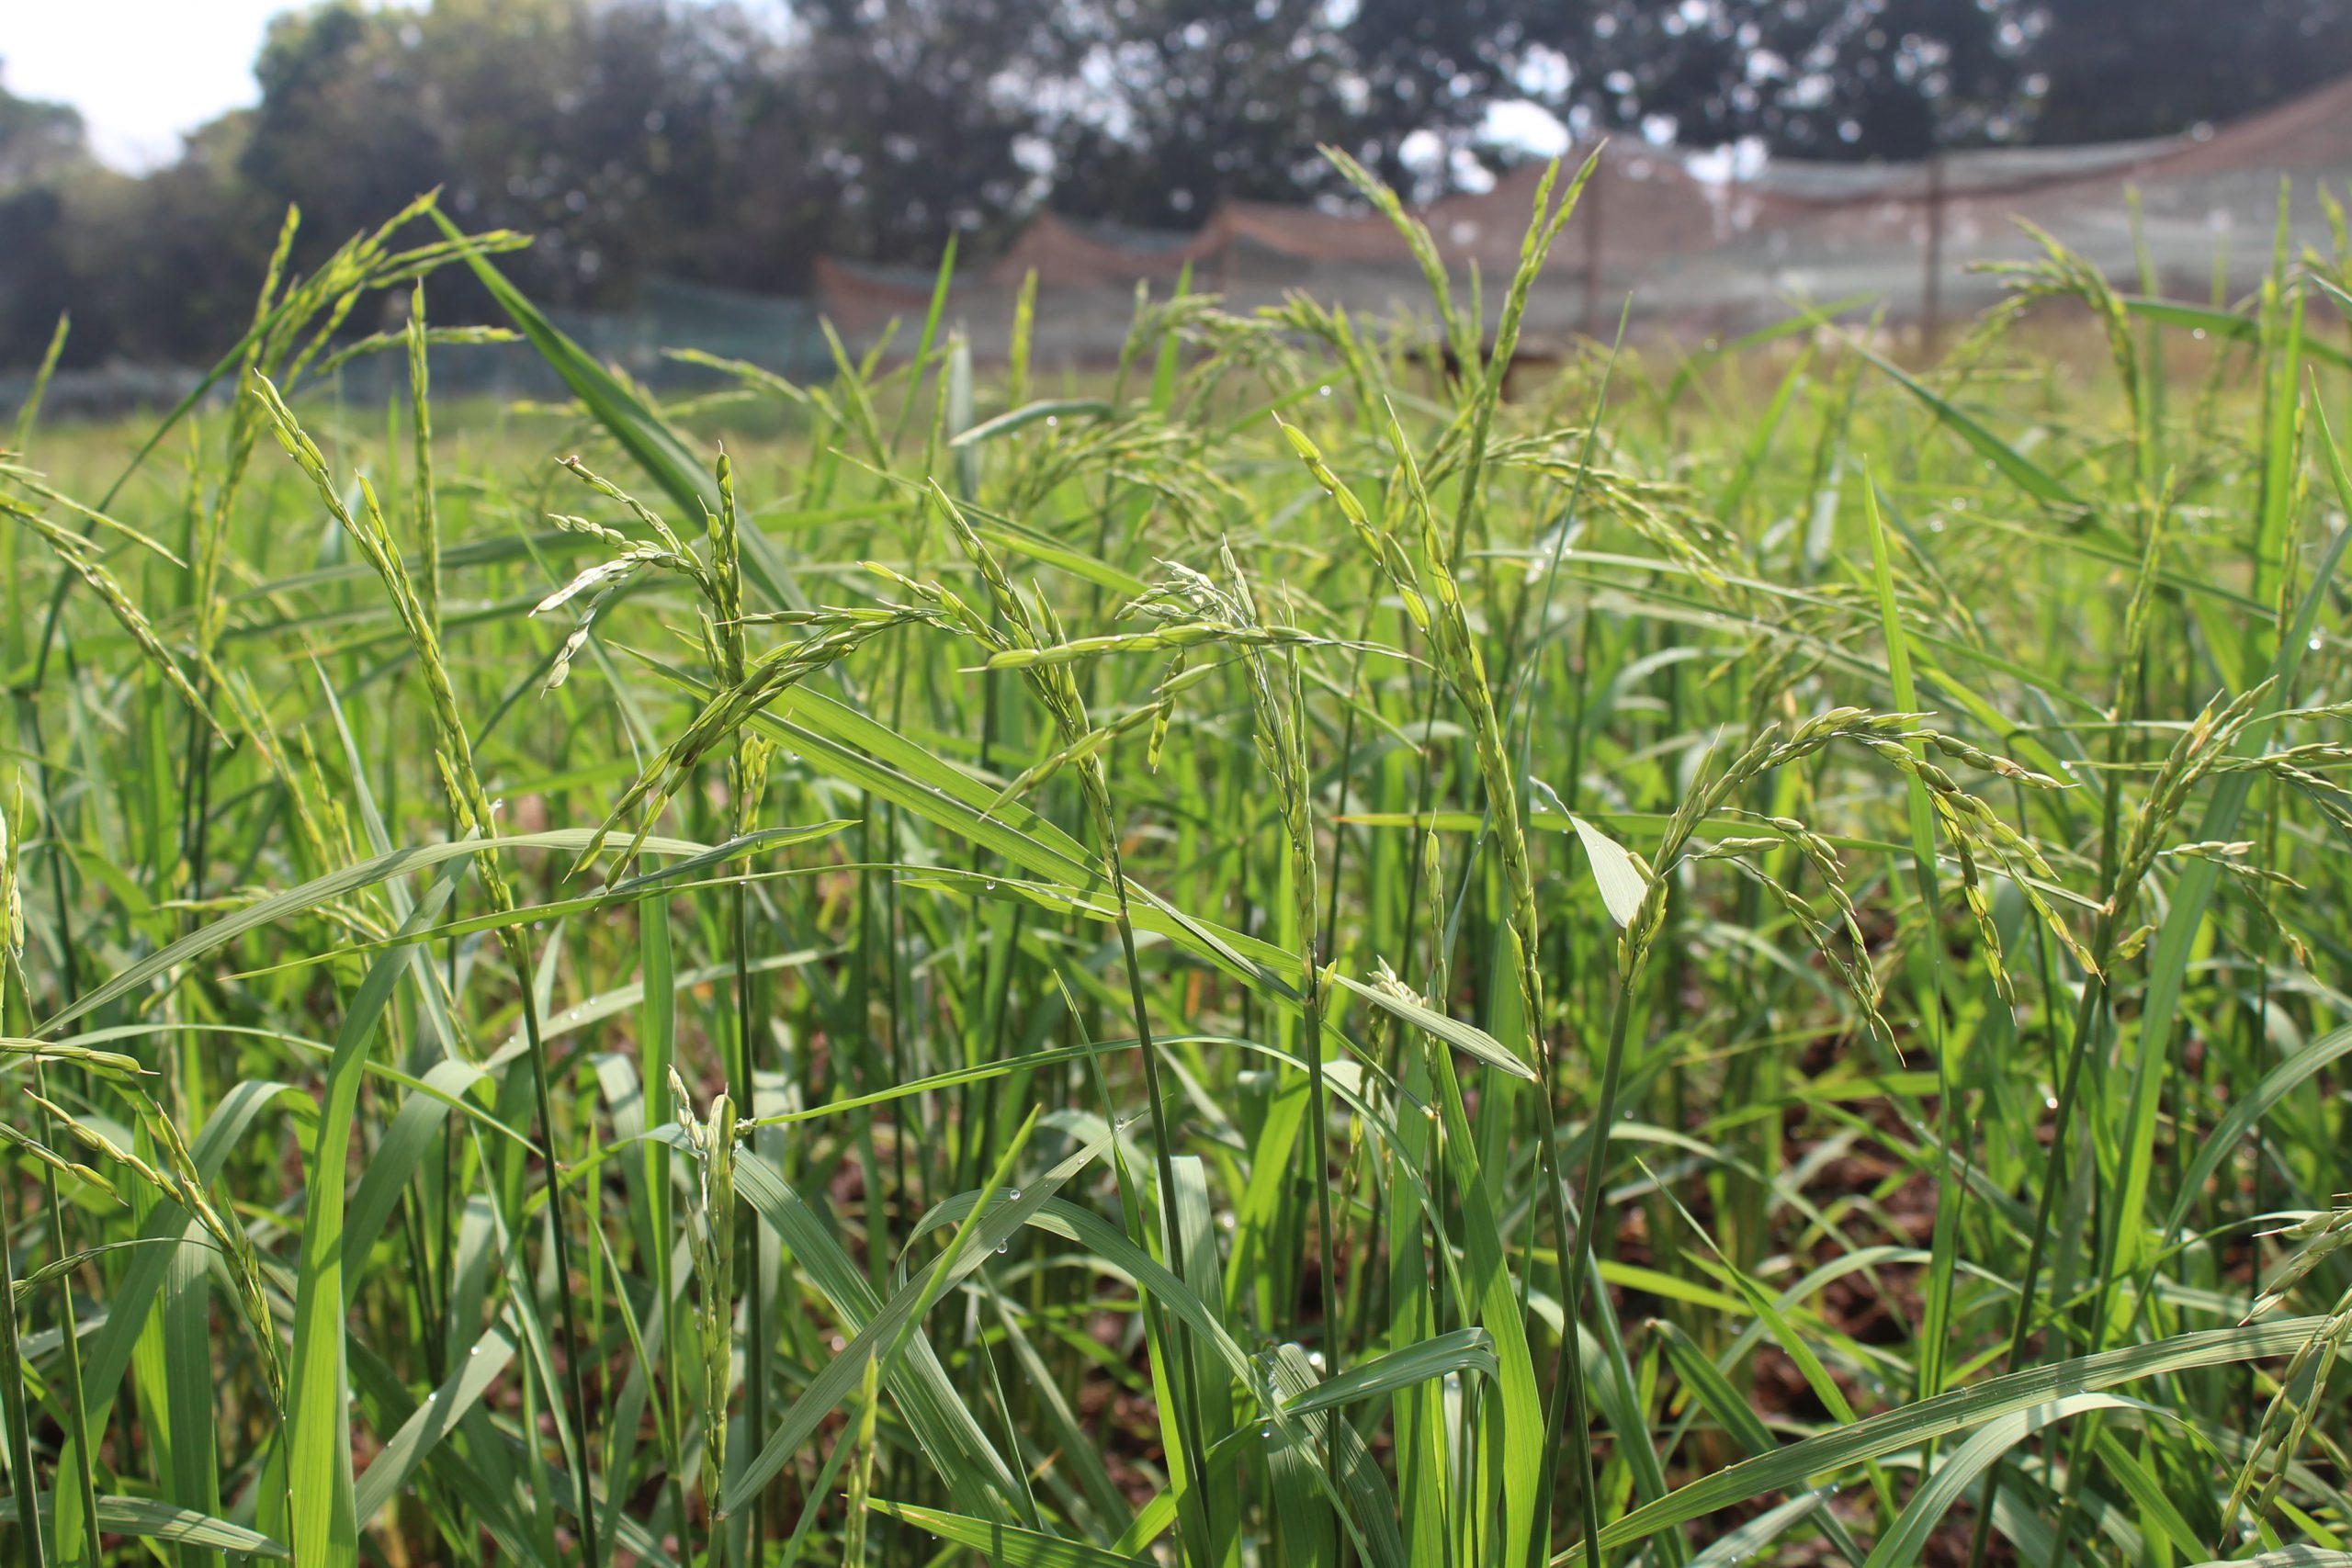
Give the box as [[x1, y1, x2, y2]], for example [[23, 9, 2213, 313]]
[[1922, 151, 1947, 359], [1583, 144, 1607, 339]]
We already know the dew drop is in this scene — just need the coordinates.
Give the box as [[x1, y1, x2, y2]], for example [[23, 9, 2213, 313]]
[[2310, 636, 2324, 651], [1009, 1187, 1023, 1201], [1258, 1422, 1274, 1440], [995, 1240, 1009, 1254], [2043, 1094, 2060, 1111], [1317, 384, 1332, 398]]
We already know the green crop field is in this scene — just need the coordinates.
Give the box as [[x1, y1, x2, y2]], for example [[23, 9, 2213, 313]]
[[1, 160, 2348, 1568]]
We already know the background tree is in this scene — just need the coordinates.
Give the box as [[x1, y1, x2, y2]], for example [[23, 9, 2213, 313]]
[[0, 69, 89, 189], [1039, 0, 1522, 227], [0, 74, 89, 363], [1499, 0, 2041, 161], [59, 119, 276, 366], [243, 0, 633, 307], [2030, 0, 2352, 145], [789, 0, 1068, 264]]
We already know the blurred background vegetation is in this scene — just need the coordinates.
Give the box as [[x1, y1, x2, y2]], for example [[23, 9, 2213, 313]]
[[6, 0, 2352, 371]]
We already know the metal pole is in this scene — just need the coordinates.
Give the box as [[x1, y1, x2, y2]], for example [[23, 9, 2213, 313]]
[[1923, 152, 1947, 359], [1583, 143, 1607, 339]]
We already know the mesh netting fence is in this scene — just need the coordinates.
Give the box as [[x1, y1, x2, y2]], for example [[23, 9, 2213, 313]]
[[823, 74, 2352, 367], [12, 74, 2352, 420]]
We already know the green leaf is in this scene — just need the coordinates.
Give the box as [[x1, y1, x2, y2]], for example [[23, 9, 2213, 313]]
[[1665, 292, 1875, 405], [716, 1136, 1105, 1517], [49, 1081, 302, 1542], [870, 1500, 1148, 1566], [428, 208, 714, 521], [0, 1497, 289, 1558], [1857, 1395, 2158, 1568], [2116, 469, 2352, 1270], [2165, 1021, 2352, 1239], [1559, 1316, 2331, 1563], [1571, 815, 1649, 930], [1853, 343, 2086, 513], [41, 826, 793, 1036], [1277, 1328, 1497, 1419], [288, 858, 468, 1568], [1327, 971, 1536, 1080], [2122, 295, 2352, 375], [948, 400, 1114, 448], [354, 1325, 518, 1525]]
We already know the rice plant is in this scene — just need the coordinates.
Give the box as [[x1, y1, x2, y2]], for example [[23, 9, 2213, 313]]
[[1, 166, 2349, 1568]]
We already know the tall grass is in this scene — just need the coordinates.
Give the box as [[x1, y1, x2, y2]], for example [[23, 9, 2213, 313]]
[[2, 165, 2350, 1568]]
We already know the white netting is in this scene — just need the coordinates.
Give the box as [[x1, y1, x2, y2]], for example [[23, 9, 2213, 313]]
[[816, 73, 2352, 364]]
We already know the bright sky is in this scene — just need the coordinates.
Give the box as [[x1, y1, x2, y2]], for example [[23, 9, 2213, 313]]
[[5, 0, 297, 170]]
